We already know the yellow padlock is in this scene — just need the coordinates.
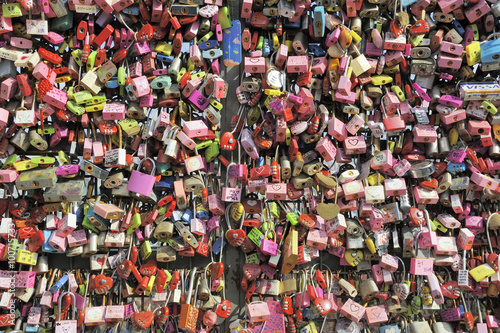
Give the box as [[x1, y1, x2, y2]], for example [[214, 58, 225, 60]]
[[469, 264, 495, 282], [14, 159, 38, 171], [145, 275, 156, 296], [16, 249, 37, 265]]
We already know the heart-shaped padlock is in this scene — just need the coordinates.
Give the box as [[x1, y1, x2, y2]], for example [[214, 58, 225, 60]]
[[220, 132, 237, 150], [419, 178, 438, 190], [131, 311, 154, 330], [94, 274, 113, 294], [203, 310, 218, 326], [393, 283, 409, 300], [226, 229, 245, 247], [242, 263, 261, 281], [314, 298, 333, 316], [441, 281, 460, 299], [215, 299, 231, 318], [316, 202, 340, 220], [208, 262, 224, 280], [344, 249, 364, 267], [9, 199, 28, 217], [488, 253, 499, 272], [155, 306, 169, 326], [136, 24, 154, 42], [117, 260, 134, 279], [140, 259, 158, 276]]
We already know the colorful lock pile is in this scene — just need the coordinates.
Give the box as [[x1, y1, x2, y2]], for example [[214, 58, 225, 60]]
[[0, 0, 499, 331]]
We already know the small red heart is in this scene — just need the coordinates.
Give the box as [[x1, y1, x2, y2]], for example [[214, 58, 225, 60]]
[[226, 229, 245, 247], [96, 256, 106, 267], [209, 262, 224, 280], [419, 178, 438, 190]]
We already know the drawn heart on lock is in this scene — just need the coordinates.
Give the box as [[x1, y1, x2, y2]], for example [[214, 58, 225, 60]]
[[140, 259, 158, 277], [131, 311, 154, 330], [0, 314, 15, 326], [349, 301, 361, 313], [209, 262, 224, 280], [215, 299, 232, 318], [385, 328, 396, 333], [316, 203, 340, 220], [96, 257, 106, 267], [393, 283, 409, 300], [94, 274, 113, 294], [226, 229, 245, 247], [419, 178, 438, 190], [314, 298, 333, 315], [242, 263, 262, 281], [347, 138, 359, 146], [271, 184, 283, 191], [254, 166, 266, 175]]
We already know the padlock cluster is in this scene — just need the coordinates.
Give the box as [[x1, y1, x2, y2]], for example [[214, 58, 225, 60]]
[[0, 0, 244, 330], [1, 0, 500, 330], [219, 0, 500, 332]]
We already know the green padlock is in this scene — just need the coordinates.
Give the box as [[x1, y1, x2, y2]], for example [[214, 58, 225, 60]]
[[196, 140, 213, 151], [205, 142, 220, 163], [246, 253, 259, 264], [67, 86, 75, 101], [140, 240, 152, 260], [198, 32, 213, 44], [86, 94, 106, 105], [86, 50, 97, 72], [117, 66, 126, 85], [126, 212, 142, 235], [73, 90, 93, 104], [71, 49, 82, 67], [58, 150, 70, 165], [3, 154, 18, 168], [246, 106, 261, 127], [2, 3, 23, 17], [38, 125, 55, 135], [248, 227, 264, 247], [67, 100, 85, 116], [286, 212, 299, 225], [269, 202, 280, 219], [218, 6, 231, 29], [156, 162, 171, 175], [176, 67, 187, 82]]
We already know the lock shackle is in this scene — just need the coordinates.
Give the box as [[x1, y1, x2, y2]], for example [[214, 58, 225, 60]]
[[137, 157, 156, 175], [57, 291, 77, 321]]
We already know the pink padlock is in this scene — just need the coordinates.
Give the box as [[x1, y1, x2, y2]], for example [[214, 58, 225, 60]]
[[244, 57, 266, 73], [315, 136, 337, 162], [266, 183, 287, 200], [130, 76, 150, 98], [457, 228, 474, 251], [306, 229, 328, 250], [286, 55, 308, 73], [344, 136, 366, 155], [328, 117, 348, 141], [56, 213, 77, 238], [325, 215, 347, 237], [379, 253, 399, 272], [0, 169, 18, 183], [48, 232, 67, 252], [369, 208, 384, 231]]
